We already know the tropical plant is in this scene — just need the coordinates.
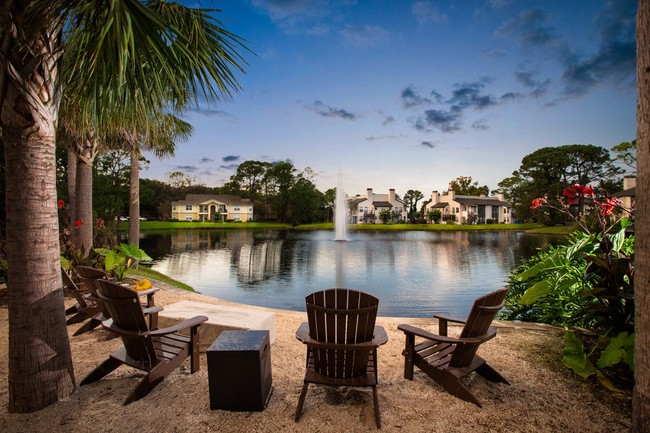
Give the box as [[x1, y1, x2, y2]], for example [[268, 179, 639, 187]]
[[94, 243, 153, 282], [501, 184, 635, 390]]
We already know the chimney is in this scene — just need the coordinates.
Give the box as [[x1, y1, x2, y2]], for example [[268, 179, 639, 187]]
[[448, 189, 455, 200], [431, 190, 438, 205], [497, 193, 505, 202], [623, 176, 636, 190], [366, 188, 373, 200], [389, 188, 395, 203]]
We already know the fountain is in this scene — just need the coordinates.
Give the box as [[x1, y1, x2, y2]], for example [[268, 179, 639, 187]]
[[334, 172, 348, 241]]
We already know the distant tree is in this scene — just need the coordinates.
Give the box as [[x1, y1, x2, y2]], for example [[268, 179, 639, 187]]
[[379, 208, 392, 224], [166, 171, 200, 189], [498, 144, 622, 224], [447, 175, 490, 195], [268, 161, 296, 223], [428, 209, 441, 223], [231, 160, 271, 218], [323, 188, 336, 222], [93, 150, 130, 223], [611, 139, 637, 175], [288, 174, 321, 225], [403, 189, 424, 220]]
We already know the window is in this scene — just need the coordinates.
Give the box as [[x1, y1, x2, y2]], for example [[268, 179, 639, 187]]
[[172, 205, 176, 211], [233, 206, 240, 211], [185, 215, 193, 221], [185, 205, 192, 211], [504, 208, 507, 214], [233, 215, 241, 221], [249, 207, 253, 212]]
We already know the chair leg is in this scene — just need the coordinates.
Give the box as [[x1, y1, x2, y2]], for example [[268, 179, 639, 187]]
[[476, 363, 509, 384], [403, 334, 415, 380], [295, 382, 309, 422], [80, 357, 122, 386], [189, 326, 200, 373], [65, 305, 79, 315], [372, 386, 381, 429], [441, 378, 482, 408], [66, 311, 89, 325], [123, 372, 166, 405]]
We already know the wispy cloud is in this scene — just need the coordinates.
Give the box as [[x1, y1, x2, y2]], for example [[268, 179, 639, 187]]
[[222, 155, 240, 163], [340, 25, 390, 48], [250, 0, 331, 34], [495, 8, 557, 47], [303, 100, 358, 120], [412, 1, 448, 25], [199, 157, 214, 164], [174, 165, 198, 172], [420, 141, 436, 149]]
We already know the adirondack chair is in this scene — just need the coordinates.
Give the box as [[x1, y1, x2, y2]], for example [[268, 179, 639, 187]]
[[397, 287, 509, 407], [80, 279, 208, 405], [76, 265, 159, 329], [62, 267, 103, 335], [295, 288, 388, 429]]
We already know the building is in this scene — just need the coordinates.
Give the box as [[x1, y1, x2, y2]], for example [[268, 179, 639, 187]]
[[425, 190, 512, 224], [613, 176, 636, 217], [349, 188, 408, 224], [171, 194, 254, 222]]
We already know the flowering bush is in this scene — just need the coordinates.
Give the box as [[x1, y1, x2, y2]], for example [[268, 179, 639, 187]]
[[500, 185, 634, 390]]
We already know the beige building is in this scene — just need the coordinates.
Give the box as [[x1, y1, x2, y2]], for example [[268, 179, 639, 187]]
[[614, 176, 636, 217], [171, 194, 254, 222], [425, 190, 512, 224], [349, 188, 408, 224]]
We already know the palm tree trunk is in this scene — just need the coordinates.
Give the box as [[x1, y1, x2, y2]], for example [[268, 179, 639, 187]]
[[128, 148, 140, 246], [67, 148, 78, 222], [75, 150, 94, 254], [4, 127, 76, 412], [634, 1, 650, 431]]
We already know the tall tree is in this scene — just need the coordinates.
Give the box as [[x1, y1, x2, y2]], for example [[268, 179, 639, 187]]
[[403, 189, 424, 220], [446, 175, 490, 196], [0, 0, 247, 412], [231, 160, 271, 219], [634, 1, 649, 430]]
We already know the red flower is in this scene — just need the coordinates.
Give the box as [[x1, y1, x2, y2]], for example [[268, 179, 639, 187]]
[[58, 199, 65, 209], [597, 197, 620, 217], [563, 185, 595, 204], [531, 198, 546, 210], [74, 220, 83, 228]]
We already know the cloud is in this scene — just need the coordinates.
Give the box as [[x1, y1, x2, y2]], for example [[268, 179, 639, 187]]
[[495, 8, 557, 47], [304, 100, 357, 120], [406, 79, 500, 133], [219, 163, 239, 170], [411, 1, 447, 24], [182, 106, 231, 118], [420, 141, 436, 149], [382, 115, 395, 125], [472, 119, 489, 131], [222, 155, 240, 162], [199, 157, 214, 164], [513, 71, 551, 98], [559, 1, 636, 97], [340, 25, 390, 48], [174, 165, 198, 172]]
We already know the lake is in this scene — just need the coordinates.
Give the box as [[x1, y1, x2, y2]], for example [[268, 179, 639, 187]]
[[139, 229, 559, 318]]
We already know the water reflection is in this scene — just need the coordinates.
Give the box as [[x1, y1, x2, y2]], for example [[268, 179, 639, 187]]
[[139, 229, 562, 318]]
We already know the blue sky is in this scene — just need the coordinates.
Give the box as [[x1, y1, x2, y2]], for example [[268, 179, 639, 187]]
[[142, 0, 637, 198]]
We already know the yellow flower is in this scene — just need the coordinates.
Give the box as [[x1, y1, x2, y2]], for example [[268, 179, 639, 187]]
[[133, 279, 152, 291]]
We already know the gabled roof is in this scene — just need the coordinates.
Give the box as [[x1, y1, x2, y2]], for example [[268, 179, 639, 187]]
[[372, 201, 393, 208], [430, 202, 448, 209], [172, 194, 252, 206], [453, 195, 510, 207]]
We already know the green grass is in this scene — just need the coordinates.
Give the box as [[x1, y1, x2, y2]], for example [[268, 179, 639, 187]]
[[350, 223, 543, 231], [524, 224, 578, 235], [127, 265, 196, 292], [120, 221, 292, 230]]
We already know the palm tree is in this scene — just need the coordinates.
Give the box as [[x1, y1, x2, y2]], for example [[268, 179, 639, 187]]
[[0, 0, 248, 412], [634, 1, 649, 430]]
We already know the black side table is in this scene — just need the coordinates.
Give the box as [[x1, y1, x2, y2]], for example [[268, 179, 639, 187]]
[[207, 330, 273, 411]]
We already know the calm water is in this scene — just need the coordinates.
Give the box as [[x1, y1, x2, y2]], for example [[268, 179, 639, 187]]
[[139, 229, 559, 318]]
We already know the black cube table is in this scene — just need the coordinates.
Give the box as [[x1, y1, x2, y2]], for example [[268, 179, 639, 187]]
[[207, 330, 272, 411]]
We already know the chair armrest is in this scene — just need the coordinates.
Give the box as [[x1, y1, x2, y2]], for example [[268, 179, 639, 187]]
[[148, 315, 208, 336], [143, 306, 163, 315], [296, 322, 388, 349], [459, 327, 498, 345], [433, 313, 465, 325], [397, 324, 461, 344]]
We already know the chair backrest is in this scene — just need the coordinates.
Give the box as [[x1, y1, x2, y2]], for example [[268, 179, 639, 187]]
[[76, 266, 111, 317], [61, 267, 89, 308], [96, 278, 157, 365], [305, 288, 378, 379], [450, 287, 508, 368]]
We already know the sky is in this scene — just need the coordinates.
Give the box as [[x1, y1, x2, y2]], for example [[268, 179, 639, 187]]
[[141, 0, 637, 199]]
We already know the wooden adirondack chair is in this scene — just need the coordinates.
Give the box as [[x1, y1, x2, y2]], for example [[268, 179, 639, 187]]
[[62, 267, 103, 335], [295, 288, 388, 429], [76, 265, 159, 329], [80, 279, 208, 405], [397, 287, 510, 407]]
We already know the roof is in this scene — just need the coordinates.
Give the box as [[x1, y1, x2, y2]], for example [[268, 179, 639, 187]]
[[373, 201, 393, 208], [613, 187, 635, 198], [172, 194, 252, 206], [452, 195, 510, 207], [430, 202, 448, 209]]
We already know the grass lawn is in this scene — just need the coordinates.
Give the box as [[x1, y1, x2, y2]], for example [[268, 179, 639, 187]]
[[128, 220, 546, 232]]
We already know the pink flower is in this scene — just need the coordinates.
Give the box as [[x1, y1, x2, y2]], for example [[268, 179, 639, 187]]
[[58, 199, 65, 209], [74, 220, 83, 228], [531, 198, 546, 210], [597, 197, 620, 217]]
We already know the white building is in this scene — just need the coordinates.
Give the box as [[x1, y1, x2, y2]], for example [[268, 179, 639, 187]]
[[425, 190, 512, 224], [171, 194, 254, 222], [349, 188, 408, 224]]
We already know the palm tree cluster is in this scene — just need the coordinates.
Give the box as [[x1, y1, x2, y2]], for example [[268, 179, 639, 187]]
[[1, 0, 248, 412]]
